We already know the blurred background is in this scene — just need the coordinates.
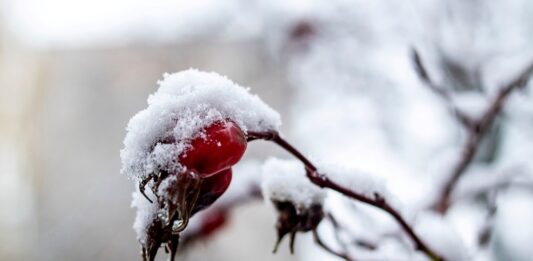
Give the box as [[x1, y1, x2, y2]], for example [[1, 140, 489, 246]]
[[1, 0, 533, 260]]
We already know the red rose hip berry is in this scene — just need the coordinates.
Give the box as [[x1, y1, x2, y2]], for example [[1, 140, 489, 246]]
[[179, 121, 246, 177], [192, 168, 232, 214]]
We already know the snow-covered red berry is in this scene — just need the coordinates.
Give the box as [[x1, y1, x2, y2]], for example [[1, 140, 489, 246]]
[[124, 69, 281, 261]]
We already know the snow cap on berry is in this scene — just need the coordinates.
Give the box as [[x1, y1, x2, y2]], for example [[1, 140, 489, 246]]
[[121, 69, 281, 180], [261, 158, 326, 208]]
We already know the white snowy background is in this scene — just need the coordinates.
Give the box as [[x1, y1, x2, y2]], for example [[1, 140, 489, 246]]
[[1, 0, 533, 260]]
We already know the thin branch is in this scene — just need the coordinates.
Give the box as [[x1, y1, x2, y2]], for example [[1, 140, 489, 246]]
[[327, 214, 356, 251], [412, 48, 450, 98], [478, 203, 497, 247], [248, 131, 444, 261], [313, 229, 355, 261], [327, 213, 377, 251], [433, 61, 533, 213], [411, 48, 474, 128]]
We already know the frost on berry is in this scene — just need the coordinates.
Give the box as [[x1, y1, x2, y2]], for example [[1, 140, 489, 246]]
[[261, 158, 326, 253], [122, 69, 281, 261]]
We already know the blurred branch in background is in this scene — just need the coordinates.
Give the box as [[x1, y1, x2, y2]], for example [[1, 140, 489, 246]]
[[411, 49, 475, 129], [412, 49, 533, 213]]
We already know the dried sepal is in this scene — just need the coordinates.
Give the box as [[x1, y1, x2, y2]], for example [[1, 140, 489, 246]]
[[271, 200, 324, 254]]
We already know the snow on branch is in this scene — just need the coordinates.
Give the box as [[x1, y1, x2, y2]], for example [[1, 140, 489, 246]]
[[261, 158, 326, 208], [318, 162, 394, 207], [247, 131, 446, 261], [452, 164, 533, 203]]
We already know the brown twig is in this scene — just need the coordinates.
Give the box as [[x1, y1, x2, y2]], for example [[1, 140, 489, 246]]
[[411, 48, 474, 128], [313, 229, 355, 261], [433, 61, 533, 213], [327, 214, 356, 251], [478, 202, 497, 247], [327, 213, 378, 251], [248, 131, 444, 261]]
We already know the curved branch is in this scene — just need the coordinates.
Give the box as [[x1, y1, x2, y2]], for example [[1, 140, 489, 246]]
[[313, 229, 355, 261], [248, 131, 444, 261], [411, 48, 474, 128], [433, 61, 533, 213]]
